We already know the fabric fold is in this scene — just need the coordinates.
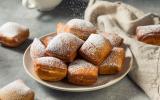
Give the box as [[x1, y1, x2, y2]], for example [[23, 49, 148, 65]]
[[85, 0, 160, 100]]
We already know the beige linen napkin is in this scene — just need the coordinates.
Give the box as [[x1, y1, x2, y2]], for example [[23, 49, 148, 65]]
[[85, 0, 160, 100], [0, 80, 34, 100]]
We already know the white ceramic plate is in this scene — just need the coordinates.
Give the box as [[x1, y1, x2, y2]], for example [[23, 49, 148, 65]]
[[23, 32, 133, 92]]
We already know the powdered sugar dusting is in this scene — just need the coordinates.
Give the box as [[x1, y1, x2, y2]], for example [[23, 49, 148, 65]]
[[101, 32, 123, 47], [87, 34, 110, 47], [137, 25, 160, 37], [80, 34, 111, 55], [66, 19, 95, 30], [46, 32, 84, 59], [0, 80, 34, 100], [35, 57, 67, 69], [100, 47, 125, 68], [0, 22, 28, 38], [30, 38, 45, 59], [80, 34, 112, 65], [68, 59, 98, 74]]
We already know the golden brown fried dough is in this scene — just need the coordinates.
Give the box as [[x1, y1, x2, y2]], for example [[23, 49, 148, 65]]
[[45, 32, 84, 63], [0, 80, 34, 100], [0, 22, 29, 47], [99, 47, 125, 75], [57, 19, 96, 40], [33, 57, 67, 81], [79, 34, 112, 65], [136, 25, 160, 45], [101, 32, 123, 47], [68, 59, 98, 85], [30, 38, 46, 59]]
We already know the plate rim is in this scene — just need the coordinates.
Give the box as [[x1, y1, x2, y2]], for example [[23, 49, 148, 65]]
[[23, 32, 133, 92]]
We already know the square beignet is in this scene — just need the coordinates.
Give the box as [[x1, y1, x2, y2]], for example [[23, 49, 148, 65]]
[[30, 38, 46, 60], [100, 32, 123, 47], [33, 57, 67, 81], [45, 32, 84, 63], [99, 47, 125, 75], [136, 25, 160, 45], [79, 34, 112, 65], [0, 22, 29, 47], [57, 19, 97, 40], [68, 59, 98, 86], [0, 80, 34, 100]]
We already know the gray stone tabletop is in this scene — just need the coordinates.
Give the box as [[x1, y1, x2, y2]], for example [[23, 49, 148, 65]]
[[0, 0, 159, 100]]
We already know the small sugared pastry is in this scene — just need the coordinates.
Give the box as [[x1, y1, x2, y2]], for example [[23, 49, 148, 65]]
[[101, 32, 123, 47], [0, 22, 29, 47], [57, 19, 96, 40], [79, 34, 112, 65], [0, 80, 34, 100], [68, 59, 98, 86], [46, 32, 84, 63], [99, 47, 125, 75], [136, 25, 160, 45], [30, 38, 46, 59], [34, 57, 67, 81], [41, 36, 53, 47]]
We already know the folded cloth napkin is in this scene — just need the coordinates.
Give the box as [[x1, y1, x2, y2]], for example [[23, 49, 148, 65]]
[[0, 80, 34, 100], [85, 0, 160, 100]]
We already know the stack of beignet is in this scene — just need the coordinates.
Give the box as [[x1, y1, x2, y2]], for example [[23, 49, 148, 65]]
[[30, 18, 125, 86]]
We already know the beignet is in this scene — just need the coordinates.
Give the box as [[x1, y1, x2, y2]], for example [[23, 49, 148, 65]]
[[46, 32, 84, 63], [0, 80, 34, 100], [101, 32, 123, 47], [79, 34, 112, 65], [99, 47, 125, 75], [0, 22, 29, 47], [57, 19, 96, 40], [68, 59, 98, 85], [136, 25, 160, 45], [30, 38, 46, 59], [33, 57, 67, 81]]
